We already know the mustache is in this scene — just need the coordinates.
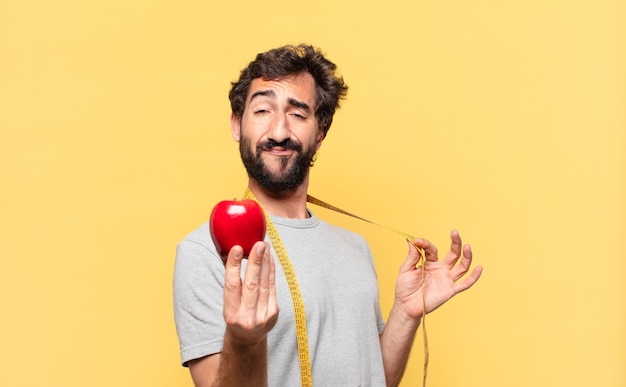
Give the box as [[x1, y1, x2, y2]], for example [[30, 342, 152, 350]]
[[258, 139, 303, 152]]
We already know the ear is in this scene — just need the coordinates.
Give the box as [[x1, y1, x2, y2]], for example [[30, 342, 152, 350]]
[[314, 130, 325, 151], [230, 113, 241, 142]]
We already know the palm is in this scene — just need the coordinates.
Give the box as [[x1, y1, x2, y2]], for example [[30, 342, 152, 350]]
[[394, 231, 483, 319]]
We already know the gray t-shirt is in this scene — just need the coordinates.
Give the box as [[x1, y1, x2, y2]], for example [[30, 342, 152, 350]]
[[173, 211, 387, 386]]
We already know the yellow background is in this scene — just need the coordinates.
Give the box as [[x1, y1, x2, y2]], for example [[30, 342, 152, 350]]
[[1, 0, 624, 386]]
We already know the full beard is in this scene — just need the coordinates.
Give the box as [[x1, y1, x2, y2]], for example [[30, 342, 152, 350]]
[[239, 136, 317, 194]]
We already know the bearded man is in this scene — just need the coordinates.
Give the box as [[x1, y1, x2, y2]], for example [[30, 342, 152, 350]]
[[173, 44, 483, 387]]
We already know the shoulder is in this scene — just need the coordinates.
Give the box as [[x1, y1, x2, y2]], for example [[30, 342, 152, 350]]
[[316, 216, 368, 243], [312, 215, 373, 258], [179, 222, 213, 249], [175, 222, 223, 271]]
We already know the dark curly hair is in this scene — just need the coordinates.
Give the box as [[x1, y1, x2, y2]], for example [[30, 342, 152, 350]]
[[229, 44, 348, 138]]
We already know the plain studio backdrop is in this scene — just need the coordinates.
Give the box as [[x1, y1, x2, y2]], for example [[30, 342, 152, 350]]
[[1, 1, 624, 386]]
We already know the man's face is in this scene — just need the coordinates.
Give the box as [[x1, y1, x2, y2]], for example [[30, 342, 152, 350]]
[[231, 73, 323, 194]]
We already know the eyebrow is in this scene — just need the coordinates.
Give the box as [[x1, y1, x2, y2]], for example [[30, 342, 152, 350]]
[[250, 89, 275, 101], [287, 97, 312, 113], [249, 89, 312, 114]]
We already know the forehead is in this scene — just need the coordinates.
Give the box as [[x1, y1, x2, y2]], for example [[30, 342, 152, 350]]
[[247, 72, 317, 106]]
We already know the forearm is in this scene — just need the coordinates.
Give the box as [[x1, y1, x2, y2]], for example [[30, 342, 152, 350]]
[[212, 329, 269, 387], [380, 303, 421, 387], [190, 328, 269, 387]]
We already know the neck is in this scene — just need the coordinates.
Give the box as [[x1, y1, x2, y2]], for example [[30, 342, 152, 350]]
[[247, 179, 310, 219]]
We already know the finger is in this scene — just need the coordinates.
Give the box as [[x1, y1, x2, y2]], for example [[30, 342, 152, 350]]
[[223, 245, 244, 317], [453, 265, 483, 294], [241, 241, 267, 309], [412, 237, 439, 262], [267, 257, 279, 318], [450, 243, 473, 280], [443, 229, 463, 266], [256, 243, 272, 319], [257, 249, 278, 327]]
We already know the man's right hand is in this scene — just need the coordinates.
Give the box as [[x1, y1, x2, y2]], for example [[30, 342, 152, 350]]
[[223, 241, 279, 345], [189, 241, 278, 387]]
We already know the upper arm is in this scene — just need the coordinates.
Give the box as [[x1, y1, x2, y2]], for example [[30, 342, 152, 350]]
[[174, 237, 227, 381], [188, 353, 221, 387]]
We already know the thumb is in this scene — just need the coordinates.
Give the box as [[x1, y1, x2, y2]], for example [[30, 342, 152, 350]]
[[400, 239, 422, 272]]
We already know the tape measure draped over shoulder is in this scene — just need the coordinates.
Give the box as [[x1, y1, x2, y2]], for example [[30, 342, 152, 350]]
[[242, 188, 429, 387], [307, 193, 430, 387], [243, 188, 313, 387]]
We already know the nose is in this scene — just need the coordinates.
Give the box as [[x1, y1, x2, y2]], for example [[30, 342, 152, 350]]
[[267, 114, 290, 143]]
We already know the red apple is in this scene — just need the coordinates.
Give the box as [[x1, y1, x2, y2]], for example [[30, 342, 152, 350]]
[[209, 199, 266, 263]]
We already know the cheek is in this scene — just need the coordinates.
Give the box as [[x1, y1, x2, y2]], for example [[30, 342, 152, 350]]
[[242, 117, 271, 139], [239, 121, 261, 143]]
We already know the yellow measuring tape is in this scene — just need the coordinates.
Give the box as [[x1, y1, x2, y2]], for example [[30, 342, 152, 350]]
[[243, 188, 313, 387], [243, 188, 429, 387]]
